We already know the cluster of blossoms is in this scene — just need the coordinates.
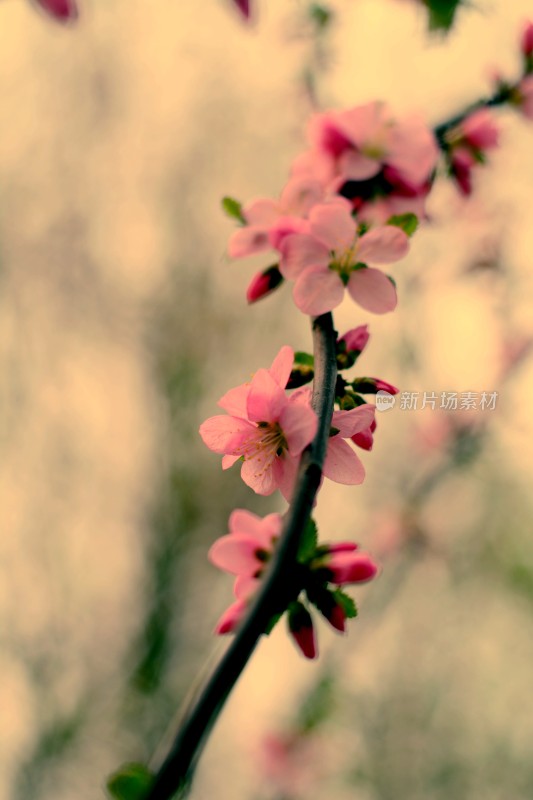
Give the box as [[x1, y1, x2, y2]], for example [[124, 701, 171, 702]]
[[199, 19, 533, 661], [200, 328, 396, 656], [208, 509, 377, 658]]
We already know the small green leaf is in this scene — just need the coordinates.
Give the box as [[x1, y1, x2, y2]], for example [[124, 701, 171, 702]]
[[309, 3, 333, 30], [424, 0, 463, 33], [387, 213, 419, 237], [107, 763, 154, 800], [265, 612, 283, 635], [294, 351, 314, 367], [332, 588, 357, 619], [298, 518, 318, 564], [221, 196, 245, 224]]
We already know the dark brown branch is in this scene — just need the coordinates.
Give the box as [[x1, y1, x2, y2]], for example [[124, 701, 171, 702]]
[[145, 312, 338, 800]]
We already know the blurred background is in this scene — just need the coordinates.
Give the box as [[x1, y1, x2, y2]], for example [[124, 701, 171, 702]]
[[1, 1, 533, 798]]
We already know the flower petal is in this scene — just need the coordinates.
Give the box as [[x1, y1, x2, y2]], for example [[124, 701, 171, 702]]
[[228, 225, 272, 259], [215, 599, 248, 634], [293, 266, 345, 316], [347, 267, 397, 314], [208, 533, 266, 576], [247, 369, 287, 422], [279, 233, 329, 280], [268, 345, 294, 389], [244, 199, 280, 226], [280, 397, 318, 456], [199, 415, 256, 454], [279, 176, 324, 216], [234, 575, 260, 600], [309, 203, 356, 251], [240, 452, 278, 495], [222, 454, 241, 469], [218, 383, 250, 417], [331, 405, 375, 437], [323, 438, 366, 485], [228, 509, 281, 549], [356, 226, 409, 265], [273, 453, 300, 503]]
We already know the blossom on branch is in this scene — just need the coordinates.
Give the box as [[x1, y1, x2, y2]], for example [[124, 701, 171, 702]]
[[199, 346, 317, 497], [33, 0, 78, 21], [279, 202, 409, 315]]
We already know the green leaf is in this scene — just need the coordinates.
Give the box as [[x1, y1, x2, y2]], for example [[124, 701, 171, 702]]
[[107, 763, 154, 800], [298, 518, 318, 564], [309, 3, 333, 30], [265, 612, 283, 635], [387, 213, 419, 237], [424, 0, 463, 33], [332, 588, 358, 619], [221, 196, 245, 224], [294, 351, 314, 367]]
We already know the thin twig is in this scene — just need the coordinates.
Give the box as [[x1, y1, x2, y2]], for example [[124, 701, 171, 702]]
[[145, 312, 338, 800]]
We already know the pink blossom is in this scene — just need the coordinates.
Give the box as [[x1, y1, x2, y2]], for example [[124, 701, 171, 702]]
[[228, 176, 324, 260], [209, 508, 282, 579], [288, 603, 317, 659], [214, 598, 248, 634], [450, 147, 476, 196], [324, 404, 376, 484], [34, 0, 78, 21], [199, 346, 317, 497], [279, 203, 409, 316], [445, 109, 500, 196], [293, 101, 438, 192], [321, 550, 378, 584], [521, 20, 533, 58]]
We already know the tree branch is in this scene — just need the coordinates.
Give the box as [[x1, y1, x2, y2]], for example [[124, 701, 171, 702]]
[[145, 312, 338, 800]]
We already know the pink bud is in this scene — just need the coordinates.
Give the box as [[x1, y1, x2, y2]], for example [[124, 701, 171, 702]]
[[246, 265, 283, 304], [231, 0, 251, 19], [374, 379, 399, 394], [521, 20, 533, 58], [324, 603, 347, 633], [516, 75, 533, 120], [214, 598, 247, 634], [325, 542, 359, 553], [288, 604, 317, 659], [460, 109, 500, 151], [324, 551, 378, 585], [451, 148, 475, 196], [351, 419, 377, 451], [35, 0, 78, 21], [339, 325, 370, 354]]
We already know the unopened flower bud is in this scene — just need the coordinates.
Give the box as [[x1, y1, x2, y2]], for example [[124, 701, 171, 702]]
[[337, 325, 370, 369], [231, 0, 251, 20], [351, 377, 399, 395], [351, 418, 377, 451], [288, 602, 317, 659], [215, 598, 247, 634], [35, 0, 78, 21], [320, 551, 378, 586], [246, 265, 284, 304], [521, 20, 533, 62]]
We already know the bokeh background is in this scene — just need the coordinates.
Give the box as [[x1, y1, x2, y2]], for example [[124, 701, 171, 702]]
[[1, 1, 533, 798]]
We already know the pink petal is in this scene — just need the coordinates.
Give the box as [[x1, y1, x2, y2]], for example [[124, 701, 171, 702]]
[[335, 101, 388, 149], [308, 203, 356, 252], [357, 226, 409, 265], [199, 415, 256, 454], [347, 267, 397, 314], [268, 345, 294, 389], [273, 453, 300, 503], [280, 398, 318, 456], [387, 116, 439, 186], [247, 369, 287, 422], [228, 225, 272, 259], [279, 176, 324, 216], [215, 599, 247, 634], [209, 533, 268, 576], [222, 454, 240, 469], [338, 150, 381, 180], [218, 383, 250, 417], [240, 453, 278, 495], [279, 233, 329, 280], [244, 199, 280, 226], [293, 266, 345, 316], [234, 575, 260, 599], [331, 405, 375, 438], [323, 438, 366, 485], [228, 509, 281, 549]]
